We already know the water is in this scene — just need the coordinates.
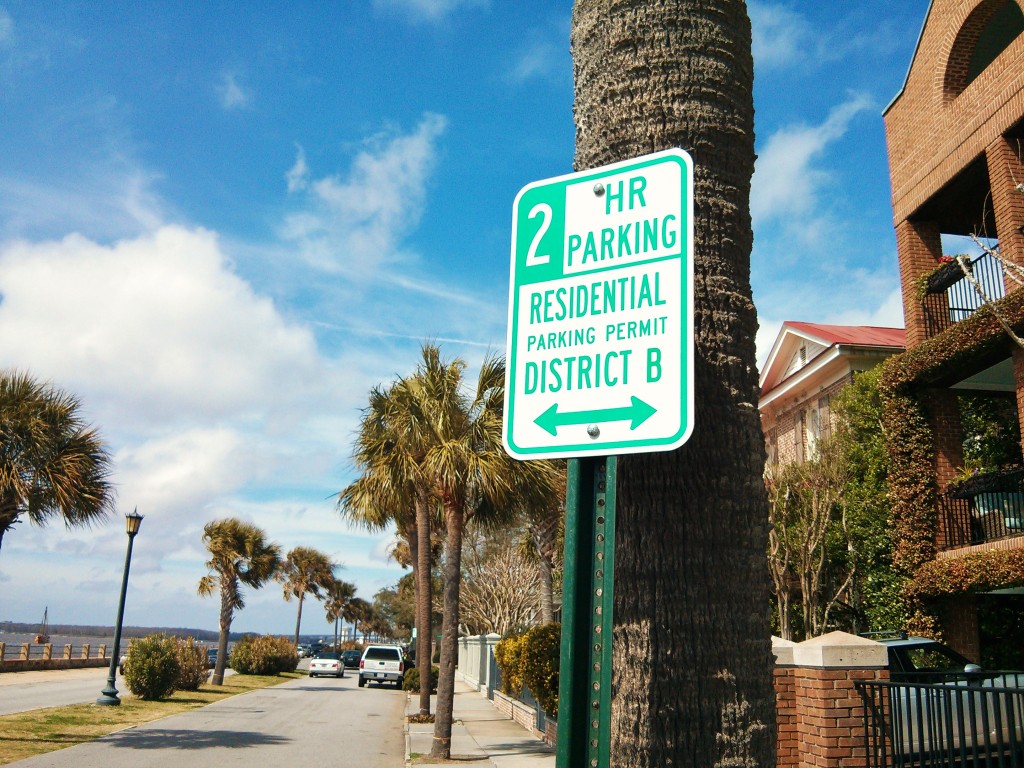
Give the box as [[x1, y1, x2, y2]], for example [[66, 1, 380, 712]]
[[0, 632, 115, 660]]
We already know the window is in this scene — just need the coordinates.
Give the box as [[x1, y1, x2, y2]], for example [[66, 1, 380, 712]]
[[945, 0, 1024, 96]]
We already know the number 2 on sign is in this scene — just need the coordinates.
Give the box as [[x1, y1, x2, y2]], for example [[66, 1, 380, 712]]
[[526, 203, 552, 266]]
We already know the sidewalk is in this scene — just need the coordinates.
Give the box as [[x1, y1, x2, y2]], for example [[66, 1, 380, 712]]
[[405, 679, 555, 768]]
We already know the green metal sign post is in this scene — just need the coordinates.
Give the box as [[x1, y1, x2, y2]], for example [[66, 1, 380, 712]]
[[556, 456, 616, 768]]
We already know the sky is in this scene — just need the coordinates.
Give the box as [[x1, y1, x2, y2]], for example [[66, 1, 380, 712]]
[[0, 1, 929, 637]]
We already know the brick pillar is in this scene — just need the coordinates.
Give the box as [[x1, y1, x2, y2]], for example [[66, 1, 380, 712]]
[[895, 218, 943, 348], [790, 632, 890, 768], [985, 135, 1024, 283], [940, 594, 981, 663], [773, 638, 799, 768]]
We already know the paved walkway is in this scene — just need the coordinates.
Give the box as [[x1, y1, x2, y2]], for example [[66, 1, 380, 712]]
[[405, 680, 555, 768]]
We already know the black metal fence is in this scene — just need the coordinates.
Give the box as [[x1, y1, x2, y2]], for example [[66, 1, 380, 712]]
[[856, 674, 1024, 768], [922, 253, 1006, 338], [942, 469, 1024, 548]]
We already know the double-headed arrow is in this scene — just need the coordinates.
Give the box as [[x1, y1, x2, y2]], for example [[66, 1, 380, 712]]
[[534, 396, 657, 437]]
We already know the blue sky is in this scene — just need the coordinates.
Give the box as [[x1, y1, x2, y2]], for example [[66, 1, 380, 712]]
[[0, 1, 927, 637]]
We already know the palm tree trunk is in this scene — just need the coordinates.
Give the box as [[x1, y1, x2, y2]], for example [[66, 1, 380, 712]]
[[537, 555, 554, 625], [293, 593, 305, 648], [430, 503, 464, 759], [0, 499, 18, 555], [211, 582, 234, 686], [572, 2, 775, 766], [415, 487, 434, 715], [531, 521, 556, 625]]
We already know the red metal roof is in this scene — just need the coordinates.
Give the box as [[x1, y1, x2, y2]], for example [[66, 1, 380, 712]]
[[783, 322, 905, 348]]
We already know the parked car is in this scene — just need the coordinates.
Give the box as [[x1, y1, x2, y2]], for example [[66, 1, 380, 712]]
[[358, 644, 405, 688], [297, 644, 311, 658], [205, 648, 218, 669], [308, 651, 344, 678], [341, 649, 362, 669]]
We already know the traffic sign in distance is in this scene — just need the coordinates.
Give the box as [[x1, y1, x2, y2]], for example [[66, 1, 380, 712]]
[[503, 149, 694, 460]]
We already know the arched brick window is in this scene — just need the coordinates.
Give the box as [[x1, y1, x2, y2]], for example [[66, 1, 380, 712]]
[[944, 0, 1024, 97]]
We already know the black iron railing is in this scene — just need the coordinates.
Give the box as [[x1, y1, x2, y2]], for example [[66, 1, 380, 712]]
[[942, 469, 1024, 549], [922, 253, 1006, 338], [856, 674, 1024, 768]]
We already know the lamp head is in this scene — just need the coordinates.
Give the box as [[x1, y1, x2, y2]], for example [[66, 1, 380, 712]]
[[125, 508, 144, 536]]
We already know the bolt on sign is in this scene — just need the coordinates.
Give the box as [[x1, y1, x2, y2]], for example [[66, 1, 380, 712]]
[[503, 149, 694, 460]]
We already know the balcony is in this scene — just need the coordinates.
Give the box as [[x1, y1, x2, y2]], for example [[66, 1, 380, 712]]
[[941, 467, 1024, 548], [922, 251, 1006, 338]]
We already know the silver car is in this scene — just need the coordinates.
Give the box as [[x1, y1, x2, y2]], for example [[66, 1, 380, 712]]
[[308, 651, 344, 678]]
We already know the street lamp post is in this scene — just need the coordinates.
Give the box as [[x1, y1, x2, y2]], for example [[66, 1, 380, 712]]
[[97, 509, 144, 706]]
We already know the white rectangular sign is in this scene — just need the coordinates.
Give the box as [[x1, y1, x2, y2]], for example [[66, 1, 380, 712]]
[[503, 149, 694, 460]]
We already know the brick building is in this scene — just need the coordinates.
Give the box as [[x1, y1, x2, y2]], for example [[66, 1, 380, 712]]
[[882, 0, 1024, 661], [760, 322, 904, 466]]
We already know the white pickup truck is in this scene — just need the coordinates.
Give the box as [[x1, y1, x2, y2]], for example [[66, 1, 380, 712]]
[[358, 644, 405, 688]]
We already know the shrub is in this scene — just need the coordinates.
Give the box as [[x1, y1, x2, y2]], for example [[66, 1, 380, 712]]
[[123, 634, 180, 700], [493, 631, 527, 697], [521, 623, 560, 717], [229, 635, 298, 675], [173, 636, 209, 691], [403, 665, 439, 693]]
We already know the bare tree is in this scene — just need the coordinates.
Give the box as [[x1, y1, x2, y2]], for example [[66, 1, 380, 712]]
[[459, 532, 541, 636]]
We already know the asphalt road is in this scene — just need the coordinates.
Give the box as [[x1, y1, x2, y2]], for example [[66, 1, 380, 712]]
[[6, 667, 406, 768]]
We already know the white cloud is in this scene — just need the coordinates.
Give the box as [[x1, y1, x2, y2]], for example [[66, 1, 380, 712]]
[[373, 0, 487, 22], [285, 145, 309, 193], [751, 93, 873, 228], [509, 39, 561, 84], [0, 7, 13, 46], [0, 226, 322, 428], [0, 167, 164, 241], [749, 2, 812, 70], [217, 71, 251, 110], [280, 113, 447, 277]]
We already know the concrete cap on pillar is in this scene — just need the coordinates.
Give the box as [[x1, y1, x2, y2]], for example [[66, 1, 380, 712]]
[[792, 631, 888, 669], [772, 636, 797, 666]]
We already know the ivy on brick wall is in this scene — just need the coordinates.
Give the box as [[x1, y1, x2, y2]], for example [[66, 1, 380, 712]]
[[908, 549, 1024, 599], [878, 289, 1024, 629]]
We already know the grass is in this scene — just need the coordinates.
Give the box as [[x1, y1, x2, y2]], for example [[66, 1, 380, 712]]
[[0, 672, 302, 765]]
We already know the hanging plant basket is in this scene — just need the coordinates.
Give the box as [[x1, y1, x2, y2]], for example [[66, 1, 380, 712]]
[[946, 467, 1024, 499], [924, 258, 971, 295]]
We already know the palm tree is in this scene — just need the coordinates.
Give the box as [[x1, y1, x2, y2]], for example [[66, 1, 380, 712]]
[[397, 346, 561, 760], [197, 518, 281, 685], [344, 596, 371, 643], [339, 378, 437, 717], [571, 2, 775, 765], [278, 546, 335, 647], [518, 472, 565, 625], [0, 370, 115, 555], [324, 577, 356, 649]]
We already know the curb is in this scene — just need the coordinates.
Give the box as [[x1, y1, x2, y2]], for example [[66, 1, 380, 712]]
[[404, 692, 412, 768]]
